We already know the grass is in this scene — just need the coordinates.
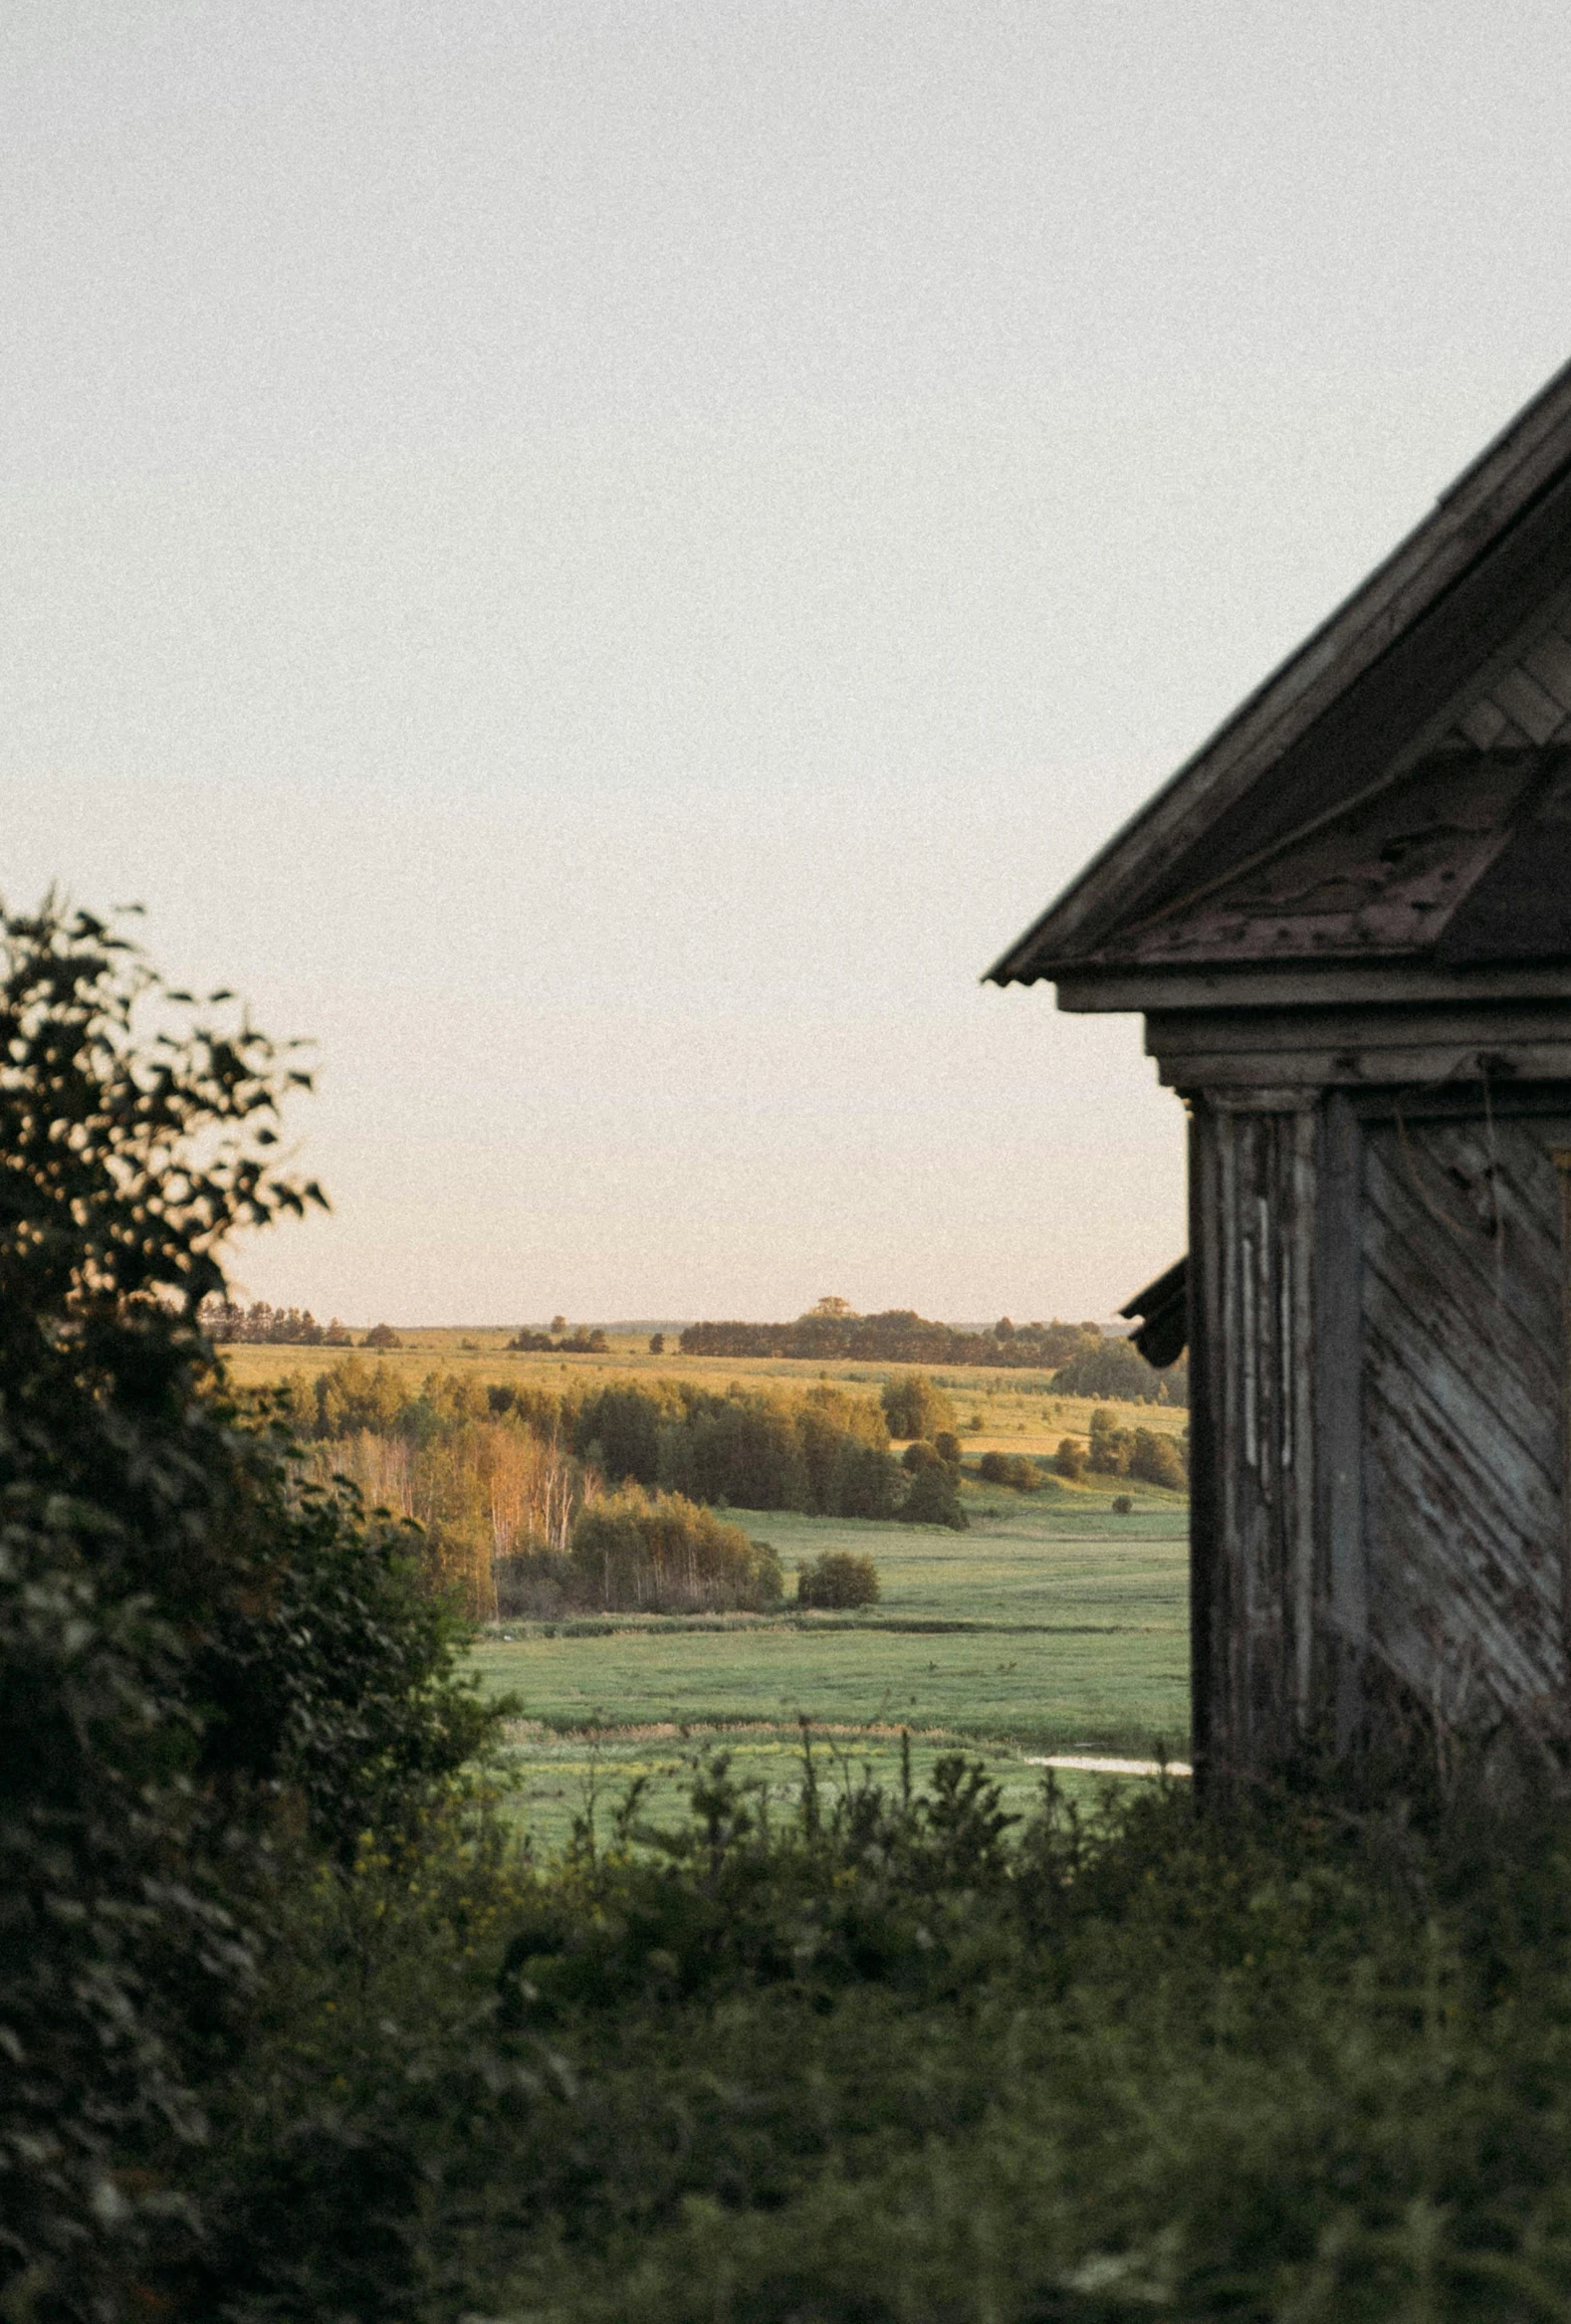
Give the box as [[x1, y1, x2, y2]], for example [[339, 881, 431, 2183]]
[[488, 1725, 1080, 1855], [471, 1476, 1190, 1850]]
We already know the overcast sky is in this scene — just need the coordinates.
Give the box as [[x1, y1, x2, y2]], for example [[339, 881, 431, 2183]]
[[6, 3, 1571, 1324]]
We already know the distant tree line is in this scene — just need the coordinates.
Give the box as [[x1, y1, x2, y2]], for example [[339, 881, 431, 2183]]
[[509, 1324, 610, 1354], [676, 1304, 1187, 1401], [679, 1307, 1106, 1370], [200, 1296, 354, 1346]]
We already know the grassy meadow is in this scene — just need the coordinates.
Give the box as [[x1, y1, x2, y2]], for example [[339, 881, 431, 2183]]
[[232, 1332, 1191, 1852], [474, 1480, 1189, 1846]]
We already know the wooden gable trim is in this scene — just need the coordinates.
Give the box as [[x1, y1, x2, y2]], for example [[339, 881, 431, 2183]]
[[988, 357, 1571, 984]]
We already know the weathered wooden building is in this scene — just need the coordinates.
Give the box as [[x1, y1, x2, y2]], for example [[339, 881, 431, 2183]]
[[990, 360, 1571, 1783]]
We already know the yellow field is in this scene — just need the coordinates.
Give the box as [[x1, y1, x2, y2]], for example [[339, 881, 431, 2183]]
[[222, 1327, 1189, 1455]]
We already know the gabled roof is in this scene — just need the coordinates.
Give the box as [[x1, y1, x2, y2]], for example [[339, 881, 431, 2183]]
[[988, 356, 1571, 990]]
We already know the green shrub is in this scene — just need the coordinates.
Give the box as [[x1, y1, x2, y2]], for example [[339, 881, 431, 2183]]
[[933, 1430, 961, 1465], [898, 1459, 969, 1529], [569, 1487, 783, 1611], [1128, 1424, 1188, 1489], [0, 901, 500, 2314], [1053, 1435, 1087, 1481], [880, 1371, 956, 1440], [1087, 1406, 1132, 1474], [978, 1450, 1039, 1492], [796, 1551, 880, 1608]]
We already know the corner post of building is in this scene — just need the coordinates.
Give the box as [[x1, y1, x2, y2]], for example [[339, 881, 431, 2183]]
[[1552, 1147, 1571, 1699], [1186, 1083, 1320, 1790]]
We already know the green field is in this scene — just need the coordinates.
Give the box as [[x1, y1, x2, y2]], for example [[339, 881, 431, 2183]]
[[472, 1479, 1190, 1849]]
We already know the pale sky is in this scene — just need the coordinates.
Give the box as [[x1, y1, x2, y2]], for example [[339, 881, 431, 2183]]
[[7, 4, 1571, 1324]]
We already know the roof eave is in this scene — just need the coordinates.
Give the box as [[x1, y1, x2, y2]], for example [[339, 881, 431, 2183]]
[[985, 355, 1571, 987]]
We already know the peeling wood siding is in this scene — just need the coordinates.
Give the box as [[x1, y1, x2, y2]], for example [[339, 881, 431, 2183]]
[[1361, 1112, 1570, 1730]]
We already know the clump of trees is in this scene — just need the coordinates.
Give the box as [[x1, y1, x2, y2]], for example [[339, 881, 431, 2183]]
[[1051, 1336, 1187, 1405], [567, 1488, 783, 1613], [978, 1450, 1041, 1492], [1086, 1408, 1189, 1489], [881, 1371, 956, 1440], [272, 1361, 970, 1590], [509, 1323, 609, 1354], [796, 1551, 880, 1609], [896, 1436, 968, 1528], [201, 1296, 354, 1346]]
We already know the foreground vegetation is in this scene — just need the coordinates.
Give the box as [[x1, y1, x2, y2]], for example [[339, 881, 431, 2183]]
[[30, 901, 1571, 2322], [170, 1743, 1571, 2322]]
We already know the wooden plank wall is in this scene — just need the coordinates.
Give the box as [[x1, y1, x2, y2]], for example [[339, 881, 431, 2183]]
[[1191, 1085, 1571, 1782], [1361, 1110, 1569, 1735]]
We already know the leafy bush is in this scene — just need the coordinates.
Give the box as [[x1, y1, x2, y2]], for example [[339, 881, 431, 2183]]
[[898, 1459, 969, 1529], [1129, 1424, 1188, 1489], [1053, 1435, 1087, 1481], [363, 1321, 402, 1348], [978, 1450, 1040, 1492], [1087, 1407, 1131, 1474], [933, 1429, 961, 1465], [569, 1487, 784, 1612], [796, 1551, 880, 1608], [1111, 1493, 1134, 1514], [0, 902, 501, 2314], [880, 1371, 956, 1440]]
